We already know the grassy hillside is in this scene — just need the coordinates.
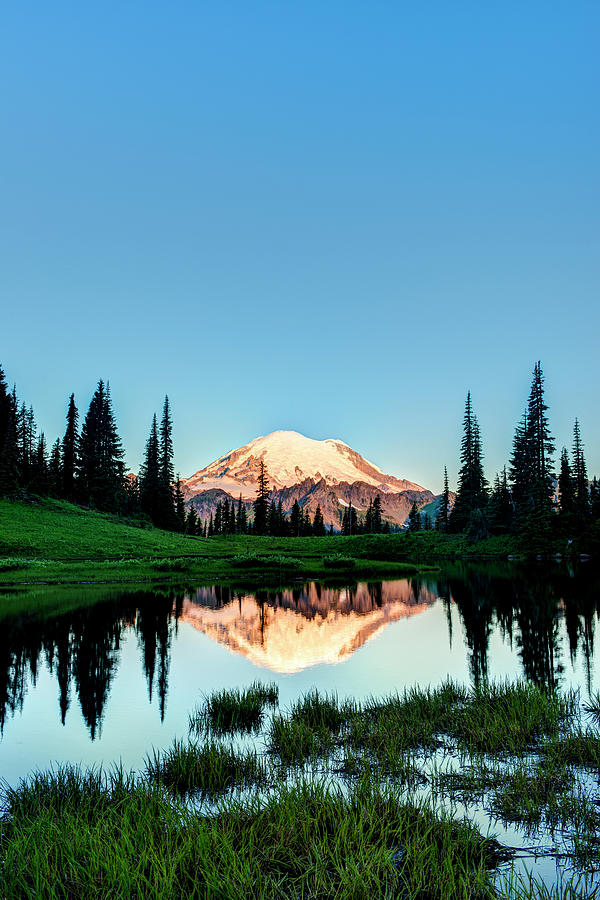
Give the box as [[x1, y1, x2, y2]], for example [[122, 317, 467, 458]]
[[0, 497, 435, 587]]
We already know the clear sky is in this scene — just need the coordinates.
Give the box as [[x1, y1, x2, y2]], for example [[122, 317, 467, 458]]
[[1, 2, 598, 491]]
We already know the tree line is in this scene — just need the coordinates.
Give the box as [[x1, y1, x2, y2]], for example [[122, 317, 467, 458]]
[[0, 365, 186, 531], [413, 361, 600, 547]]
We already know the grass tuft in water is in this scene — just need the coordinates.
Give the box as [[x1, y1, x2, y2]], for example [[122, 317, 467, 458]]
[[189, 682, 278, 735], [145, 739, 267, 795]]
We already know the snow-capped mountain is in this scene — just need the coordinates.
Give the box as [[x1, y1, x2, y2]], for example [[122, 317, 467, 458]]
[[183, 430, 425, 498], [181, 430, 433, 529]]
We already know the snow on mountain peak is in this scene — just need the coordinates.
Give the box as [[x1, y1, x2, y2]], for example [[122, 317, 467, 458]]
[[182, 429, 425, 500]]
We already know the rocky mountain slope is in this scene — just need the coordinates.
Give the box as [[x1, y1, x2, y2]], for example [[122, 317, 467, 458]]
[[182, 430, 434, 529]]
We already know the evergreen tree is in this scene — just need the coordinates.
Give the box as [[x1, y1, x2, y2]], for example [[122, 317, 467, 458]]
[[510, 362, 555, 538], [590, 477, 600, 521], [372, 495, 383, 533], [173, 475, 186, 532], [157, 396, 176, 529], [365, 499, 373, 534], [342, 501, 357, 535], [31, 433, 49, 495], [572, 419, 589, 522], [139, 414, 161, 523], [208, 512, 214, 537], [290, 499, 301, 536], [17, 404, 37, 488], [448, 392, 488, 533], [123, 473, 141, 517], [267, 499, 278, 535], [0, 366, 18, 495], [78, 381, 125, 511], [222, 497, 230, 535], [236, 494, 247, 534], [407, 501, 422, 532], [313, 504, 325, 536], [558, 448, 576, 532], [48, 438, 62, 497], [186, 505, 198, 536], [422, 513, 432, 531], [62, 393, 79, 502], [214, 501, 223, 535], [487, 468, 512, 535], [253, 460, 270, 535], [435, 466, 450, 532]]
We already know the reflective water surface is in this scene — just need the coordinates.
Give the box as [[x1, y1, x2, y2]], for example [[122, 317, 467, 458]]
[[0, 562, 599, 786]]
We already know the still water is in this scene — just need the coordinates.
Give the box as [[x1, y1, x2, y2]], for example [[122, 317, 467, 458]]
[[0, 562, 598, 786]]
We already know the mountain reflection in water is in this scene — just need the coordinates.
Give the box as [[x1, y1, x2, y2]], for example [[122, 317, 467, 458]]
[[0, 563, 598, 741], [180, 581, 437, 673]]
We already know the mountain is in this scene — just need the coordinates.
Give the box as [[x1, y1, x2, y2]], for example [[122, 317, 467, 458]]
[[182, 429, 434, 529]]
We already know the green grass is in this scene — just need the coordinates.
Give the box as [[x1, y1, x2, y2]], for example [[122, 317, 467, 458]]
[[1, 682, 599, 896], [145, 739, 267, 795], [189, 682, 279, 735], [0, 766, 510, 900], [0, 497, 434, 593]]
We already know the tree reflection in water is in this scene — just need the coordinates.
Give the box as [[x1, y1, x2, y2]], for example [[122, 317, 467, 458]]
[[0, 563, 597, 738]]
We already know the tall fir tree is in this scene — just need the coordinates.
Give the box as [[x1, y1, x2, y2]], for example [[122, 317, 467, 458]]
[[487, 468, 512, 534], [157, 396, 176, 529], [435, 466, 450, 532], [558, 447, 576, 532], [48, 438, 62, 497], [448, 392, 488, 534], [0, 365, 19, 495], [62, 393, 79, 502], [372, 495, 383, 533], [173, 475, 186, 532], [572, 419, 589, 523], [236, 494, 247, 534], [78, 381, 125, 511], [313, 504, 325, 536], [139, 414, 162, 524], [290, 499, 301, 536], [253, 460, 270, 535], [407, 501, 422, 531]]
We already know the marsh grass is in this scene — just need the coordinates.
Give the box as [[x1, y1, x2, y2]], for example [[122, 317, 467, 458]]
[[189, 682, 279, 735], [1, 681, 599, 897], [0, 769, 510, 900], [145, 739, 267, 795]]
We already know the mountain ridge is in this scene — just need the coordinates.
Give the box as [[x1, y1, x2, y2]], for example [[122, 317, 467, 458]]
[[182, 430, 434, 529]]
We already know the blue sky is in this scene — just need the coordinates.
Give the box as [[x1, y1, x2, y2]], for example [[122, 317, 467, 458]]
[[1, 2, 598, 490]]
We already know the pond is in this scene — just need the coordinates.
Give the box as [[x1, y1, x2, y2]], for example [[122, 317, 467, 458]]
[[1, 561, 598, 786]]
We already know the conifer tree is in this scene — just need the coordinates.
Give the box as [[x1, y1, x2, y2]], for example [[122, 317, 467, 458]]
[[139, 414, 161, 524], [313, 504, 325, 536], [208, 512, 214, 537], [157, 396, 176, 529], [372, 495, 383, 533], [31, 433, 49, 495], [558, 448, 576, 532], [173, 475, 186, 532], [487, 468, 512, 534], [436, 466, 450, 532], [572, 419, 589, 522], [253, 460, 270, 535], [448, 392, 488, 533], [236, 494, 247, 534], [365, 499, 373, 534], [290, 499, 301, 536], [78, 381, 125, 511], [48, 438, 62, 497], [407, 501, 422, 532], [186, 505, 197, 536], [62, 393, 79, 502], [0, 365, 19, 495], [590, 478, 600, 521], [214, 501, 223, 534]]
